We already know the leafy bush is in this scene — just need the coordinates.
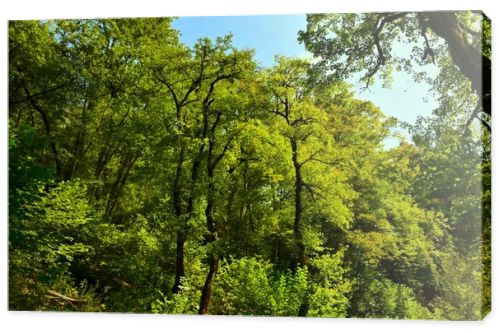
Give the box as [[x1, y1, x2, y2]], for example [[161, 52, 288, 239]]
[[308, 250, 353, 317], [353, 277, 429, 319], [9, 180, 96, 310], [211, 257, 308, 315], [151, 277, 201, 314]]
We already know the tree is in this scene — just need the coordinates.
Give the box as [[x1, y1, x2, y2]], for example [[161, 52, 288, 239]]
[[8, 16, 488, 319], [404, 94, 486, 319], [298, 11, 490, 128], [151, 35, 255, 299], [260, 57, 355, 315]]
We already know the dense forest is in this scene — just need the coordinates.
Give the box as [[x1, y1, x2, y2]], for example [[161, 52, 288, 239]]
[[8, 12, 490, 319]]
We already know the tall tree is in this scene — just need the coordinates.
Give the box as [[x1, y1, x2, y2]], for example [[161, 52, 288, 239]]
[[261, 57, 354, 315], [298, 11, 490, 128]]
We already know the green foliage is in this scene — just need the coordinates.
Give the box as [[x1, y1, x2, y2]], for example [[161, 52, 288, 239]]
[[353, 276, 429, 319], [8, 15, 488, 319], [85, 215, 164, 312], [151, 278, 201, 314], [308, 250, 352, 317], [431, 251, 482, 320], [9, 180, 95, 310], [211, 257, 308, 316]]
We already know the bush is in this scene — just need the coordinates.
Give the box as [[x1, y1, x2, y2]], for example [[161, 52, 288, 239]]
[[308, 251, 353, 317], [354, 277, 429, 319], [9, 180, 96, 310], [211, 257, 308, 316]]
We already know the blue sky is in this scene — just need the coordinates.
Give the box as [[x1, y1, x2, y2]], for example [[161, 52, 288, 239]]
[[173, 15, 309, 68], [172, 14, 439, 144]]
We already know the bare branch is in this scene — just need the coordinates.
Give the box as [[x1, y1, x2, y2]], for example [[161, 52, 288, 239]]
[[361, 13, 407, 88], [268, 106, 287, 119], [10, 82, 70, 105], [421, 30, 436, 64], [291, 117, 314, 127], [303, 182, 318, 203], [45, 290, 87, 305], [299, 149, 323, 167], [210, 136, 234, 171]]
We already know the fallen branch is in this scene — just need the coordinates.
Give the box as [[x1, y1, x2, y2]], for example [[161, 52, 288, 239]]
[[45, 290, 87, 305]]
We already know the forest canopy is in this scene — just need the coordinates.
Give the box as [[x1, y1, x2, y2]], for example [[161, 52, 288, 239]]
[[8, 12, 490, 319]]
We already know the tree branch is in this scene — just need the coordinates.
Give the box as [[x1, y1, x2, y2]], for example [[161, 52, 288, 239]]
[[210, 136, 234, 172], [303, 182, 318, 203], [45, 290, 87, 305], [361, 13, 407, 88]]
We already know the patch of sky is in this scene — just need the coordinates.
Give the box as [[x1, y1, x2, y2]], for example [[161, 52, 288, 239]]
[[172, 14, 440, 148]]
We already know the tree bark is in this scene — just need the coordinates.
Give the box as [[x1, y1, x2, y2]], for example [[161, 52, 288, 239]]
[[422, 13, 481, 94], [198, 126, 227, 314], [45, 290, 87, 304], [420, 12, 491, 118], [68, 95, 90, 180], [171, 130, 206, 293], [198, 255, 219, 314], [171, 144, 185, 293], [105, 151, 138, 219], [199, 191, 218, 315], [290, 137, 310, 316], [172, 231, 186, 294], [198, 160, 218, 314], [22, 84, 63, 177], [290, 137, 307, 267]]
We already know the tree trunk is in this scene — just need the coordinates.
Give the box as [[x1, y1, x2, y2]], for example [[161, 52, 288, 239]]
[[171, 145, 185, 293], [89, 145, 117, 202], [198, 174, 218, 314], [172, 231, 186, 294], [290, 138, 307, 267], [23, 84, 63, 177], [290, 137, 310, 316], [105, 151, 138, 219], [68, 96, 90, 180], [198, 132, 223, 314], [171, 137, 205, 293], [198, 255, 219, 314], [421, 12, 490, 119]]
